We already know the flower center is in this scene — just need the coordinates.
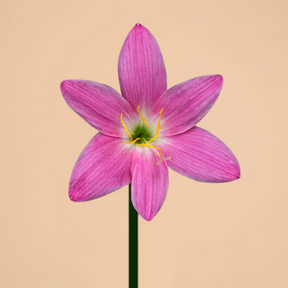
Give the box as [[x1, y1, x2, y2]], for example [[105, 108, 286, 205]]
[[129, 124, 152, 144], [120, 106, 164, 152]]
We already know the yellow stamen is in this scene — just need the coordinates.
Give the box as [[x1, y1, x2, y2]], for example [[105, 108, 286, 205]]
[[137, 106, 150, 128], [137, 143, 161, 152], [121, 108, 167, 161], [120, 113, 133, 140], [122, 138, 140, 145], [141, 108, 164, 146]]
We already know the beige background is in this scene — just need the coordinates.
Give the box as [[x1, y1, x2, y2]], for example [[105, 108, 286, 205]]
[[1, 0, 287, 287]]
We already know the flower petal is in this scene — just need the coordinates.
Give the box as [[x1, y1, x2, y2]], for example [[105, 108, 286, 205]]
[[131, 149, 169, 221], [160, 126, 240, 182], [118, 23, 167, 111], [150, 75, 223, 136], [61, 80, 136, 137], [69, 133, 133, 201]]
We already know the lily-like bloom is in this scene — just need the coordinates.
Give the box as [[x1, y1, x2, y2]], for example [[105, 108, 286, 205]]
[[60, 24, 240, 221]]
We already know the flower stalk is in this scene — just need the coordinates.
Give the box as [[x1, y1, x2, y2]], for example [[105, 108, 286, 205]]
[[129, 184, 138, 288]]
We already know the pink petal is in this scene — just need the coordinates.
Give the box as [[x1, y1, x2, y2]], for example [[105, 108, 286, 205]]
[[160, 126, 240, 182], [61, 80, 136, 137], [150, 75, 223, 136], [118, 23, 167, 111], [69, 133, 133, 201], [131, 149, 169, 221]]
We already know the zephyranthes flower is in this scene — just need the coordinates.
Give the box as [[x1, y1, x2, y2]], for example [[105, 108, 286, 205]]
[[60, 24, 240, 221]]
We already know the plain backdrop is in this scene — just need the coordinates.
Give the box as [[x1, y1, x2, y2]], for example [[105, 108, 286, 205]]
[[1, 0, 288, 287]]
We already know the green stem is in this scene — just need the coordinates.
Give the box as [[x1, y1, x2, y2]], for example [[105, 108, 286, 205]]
[[129, 184, 138, 288]]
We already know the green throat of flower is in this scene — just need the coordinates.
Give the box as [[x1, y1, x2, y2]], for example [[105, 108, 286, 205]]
[[130, 124, 153, 144], [120, 106, 164, 153]]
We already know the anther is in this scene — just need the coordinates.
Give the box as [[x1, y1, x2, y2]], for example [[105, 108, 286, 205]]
[[140, 108, 164, 147], [137, 143, 161, 152], [120, 108, 169, 163], [137, 106, 150, 128], [120, 113, 133, 140], [122, 138, 140, 145]]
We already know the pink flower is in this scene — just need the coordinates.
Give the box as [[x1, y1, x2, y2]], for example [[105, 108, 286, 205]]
[[60, 24, 240, 221]]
